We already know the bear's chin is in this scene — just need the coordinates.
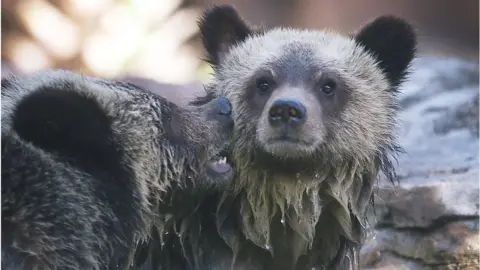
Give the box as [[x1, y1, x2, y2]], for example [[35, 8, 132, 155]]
[[262, 140, 316, 159], [241, 144, 322, 176]]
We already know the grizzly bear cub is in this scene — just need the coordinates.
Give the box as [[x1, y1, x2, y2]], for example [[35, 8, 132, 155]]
[[132, 4, 416, 270], [1, 70, 234, 269]]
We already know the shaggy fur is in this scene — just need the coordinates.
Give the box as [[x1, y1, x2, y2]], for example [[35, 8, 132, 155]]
[[133, 5, 416, 270], [1, 70, 234, 269]]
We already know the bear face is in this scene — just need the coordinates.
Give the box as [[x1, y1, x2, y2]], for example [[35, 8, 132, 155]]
[[164, 90, 234, 186], [184, 91, 234, 184], [198, 6, 416, 177]]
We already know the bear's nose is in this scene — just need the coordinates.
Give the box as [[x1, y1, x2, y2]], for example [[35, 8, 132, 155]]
[[268, 98, 306, 127], [213, 97, 232, 116]]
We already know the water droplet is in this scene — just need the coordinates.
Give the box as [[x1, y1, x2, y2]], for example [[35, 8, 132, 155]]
[[161, 242, 165, 247], [265, 244, 271, 250], [164, 231, 169, 235], [280, 218, 285, 224], [314, 173, 319, 178]]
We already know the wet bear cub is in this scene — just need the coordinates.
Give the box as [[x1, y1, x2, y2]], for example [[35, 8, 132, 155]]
[[1, 70, 234, 269], [133, 4, 416, 270]]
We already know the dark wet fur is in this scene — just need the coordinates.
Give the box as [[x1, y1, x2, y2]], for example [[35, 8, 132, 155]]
[[1, 71, 233, 269]]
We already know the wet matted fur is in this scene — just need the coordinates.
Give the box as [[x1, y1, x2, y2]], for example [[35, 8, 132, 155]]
[[1, 70, 234, 269], [132, 5, 416, 270]]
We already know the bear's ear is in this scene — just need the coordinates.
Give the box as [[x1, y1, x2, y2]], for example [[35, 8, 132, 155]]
[[198, 5, 253, 66], [354, 16, 417, 88]]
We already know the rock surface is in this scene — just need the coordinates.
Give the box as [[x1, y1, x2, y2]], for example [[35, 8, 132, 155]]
[[361, 56, 479, 270]]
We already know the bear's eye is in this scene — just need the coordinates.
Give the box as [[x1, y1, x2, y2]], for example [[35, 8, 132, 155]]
[[319, 79, 337, 96], [256, 77, 274, 94]]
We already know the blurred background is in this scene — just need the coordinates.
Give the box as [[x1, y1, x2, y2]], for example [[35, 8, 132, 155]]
[[1, 0, 478, 83]]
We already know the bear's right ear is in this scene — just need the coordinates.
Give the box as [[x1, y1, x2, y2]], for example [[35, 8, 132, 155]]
[[198, 5, 253, 66], [354, 16, 417, 88]]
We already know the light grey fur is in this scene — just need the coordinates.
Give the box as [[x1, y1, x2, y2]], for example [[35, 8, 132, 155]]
[[210, 28, 395, 239], [207, 27, 403, 268]]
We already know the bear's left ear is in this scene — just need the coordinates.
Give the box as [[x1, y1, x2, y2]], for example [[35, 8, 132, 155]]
[[198, 5, 254, 67], [354, 16, 417, 88]]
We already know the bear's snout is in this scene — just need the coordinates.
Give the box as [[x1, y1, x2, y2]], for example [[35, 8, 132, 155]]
[[268, 98, 307, 128], [207, 97, 234, 131], [212, 97, 232, 116]]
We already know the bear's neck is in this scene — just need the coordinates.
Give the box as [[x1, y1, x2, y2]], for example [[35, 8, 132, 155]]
[[221, 161, 366, 267]]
